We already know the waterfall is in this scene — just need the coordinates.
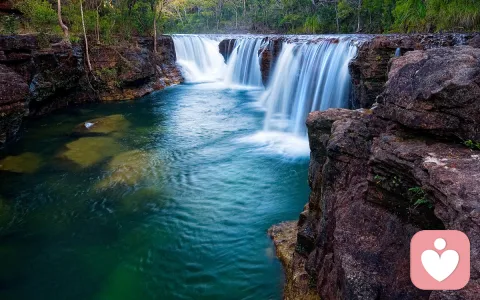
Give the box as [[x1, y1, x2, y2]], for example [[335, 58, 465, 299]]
[[172, 35, 264, 88], [261, 38, 358, 136], [172, 34, 359, 142], [224, 38, 263, 87], [172, 35, 225, 82]]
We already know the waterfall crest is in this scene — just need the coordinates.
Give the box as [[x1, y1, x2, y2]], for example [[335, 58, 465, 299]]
[[224, 39, 263, 87], [171, 35, 359, 142], [261, 38, 358, 136], [172, 35, 225, 82]]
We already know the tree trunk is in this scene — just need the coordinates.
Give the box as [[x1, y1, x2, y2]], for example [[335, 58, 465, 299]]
[[57, 0, 69, 41], [356, 0, 362, 32], [96, 7, 100, 44], [243, 0, 246, 18], [153, 16, 157, 53], [80, 0, 92, 71]]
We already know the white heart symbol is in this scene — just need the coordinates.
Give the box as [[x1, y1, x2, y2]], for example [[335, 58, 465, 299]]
[[421, 249, 459, 282]]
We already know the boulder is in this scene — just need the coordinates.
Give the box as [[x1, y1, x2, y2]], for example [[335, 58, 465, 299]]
[[377, 46, 480, 142]]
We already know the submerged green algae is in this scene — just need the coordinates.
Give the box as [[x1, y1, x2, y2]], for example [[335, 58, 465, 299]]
[[0, 152, 43, 174], [59, 137, 122, 168], [95, 150, 156, 189]]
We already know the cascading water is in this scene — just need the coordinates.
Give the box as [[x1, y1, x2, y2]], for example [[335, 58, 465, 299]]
[[261, 38, 358, 136], [224, 38, 263, 87], [172, 35, 264, 88], [171, 35, 359, 154], [172, 35, 225, 82]]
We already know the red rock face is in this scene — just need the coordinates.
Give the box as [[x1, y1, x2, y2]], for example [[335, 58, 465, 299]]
[[282, 46, 480, 300]]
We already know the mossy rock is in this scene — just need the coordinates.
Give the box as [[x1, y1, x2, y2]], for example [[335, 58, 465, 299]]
[[72, 114, 130, 137], [0, 152, 43, 174], [96, 150, 154, 189], [59, 137, 122, 168]]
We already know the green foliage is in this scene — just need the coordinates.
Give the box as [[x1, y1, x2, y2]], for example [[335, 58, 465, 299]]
[[16, 0, 59, 33], [11, 0, 480, 38], [392, 0, 427, 32], [408, 187, 433, 209], [1, 14, 19, 34], [464, 139, 480, 150]]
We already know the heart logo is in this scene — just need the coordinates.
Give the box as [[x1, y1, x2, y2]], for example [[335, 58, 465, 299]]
[[421, 249, 459, 282]]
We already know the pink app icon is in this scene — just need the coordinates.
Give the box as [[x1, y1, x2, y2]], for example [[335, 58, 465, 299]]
[[411, 230, 470, 290]]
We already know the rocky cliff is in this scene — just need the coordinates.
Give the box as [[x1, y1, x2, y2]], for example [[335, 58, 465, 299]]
[[0, 34, 183, 147], [350, 33, 480, 109], [270, 46, 480, 300]]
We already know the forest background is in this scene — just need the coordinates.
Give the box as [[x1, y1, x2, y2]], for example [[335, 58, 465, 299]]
[[1, 0, 480, 45]]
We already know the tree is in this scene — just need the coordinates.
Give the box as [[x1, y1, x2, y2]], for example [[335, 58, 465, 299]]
[[57, 0, 70, 40], [80, 0, 92, 70], [153, 0, 171, 52]]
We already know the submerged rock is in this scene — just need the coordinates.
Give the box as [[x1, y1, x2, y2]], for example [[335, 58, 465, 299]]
[[72, 114, 131, 137], [96, 150, 154, 189], [59, 137, 121, 168], [0, 152, 43, 173]]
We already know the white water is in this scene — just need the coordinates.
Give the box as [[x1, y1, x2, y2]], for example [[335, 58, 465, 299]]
[[224, 39, 264, 87], [172, 35, 226, 82], [171, 35, 359, 154], [172, 35, 264, 88], [261, 38, 358, 136]]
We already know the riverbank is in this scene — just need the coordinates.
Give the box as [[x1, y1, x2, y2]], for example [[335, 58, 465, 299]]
[[0, 34, 183, 148]]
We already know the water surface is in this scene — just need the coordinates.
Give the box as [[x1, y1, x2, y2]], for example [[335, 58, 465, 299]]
[[0, 83, 309, 300]]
